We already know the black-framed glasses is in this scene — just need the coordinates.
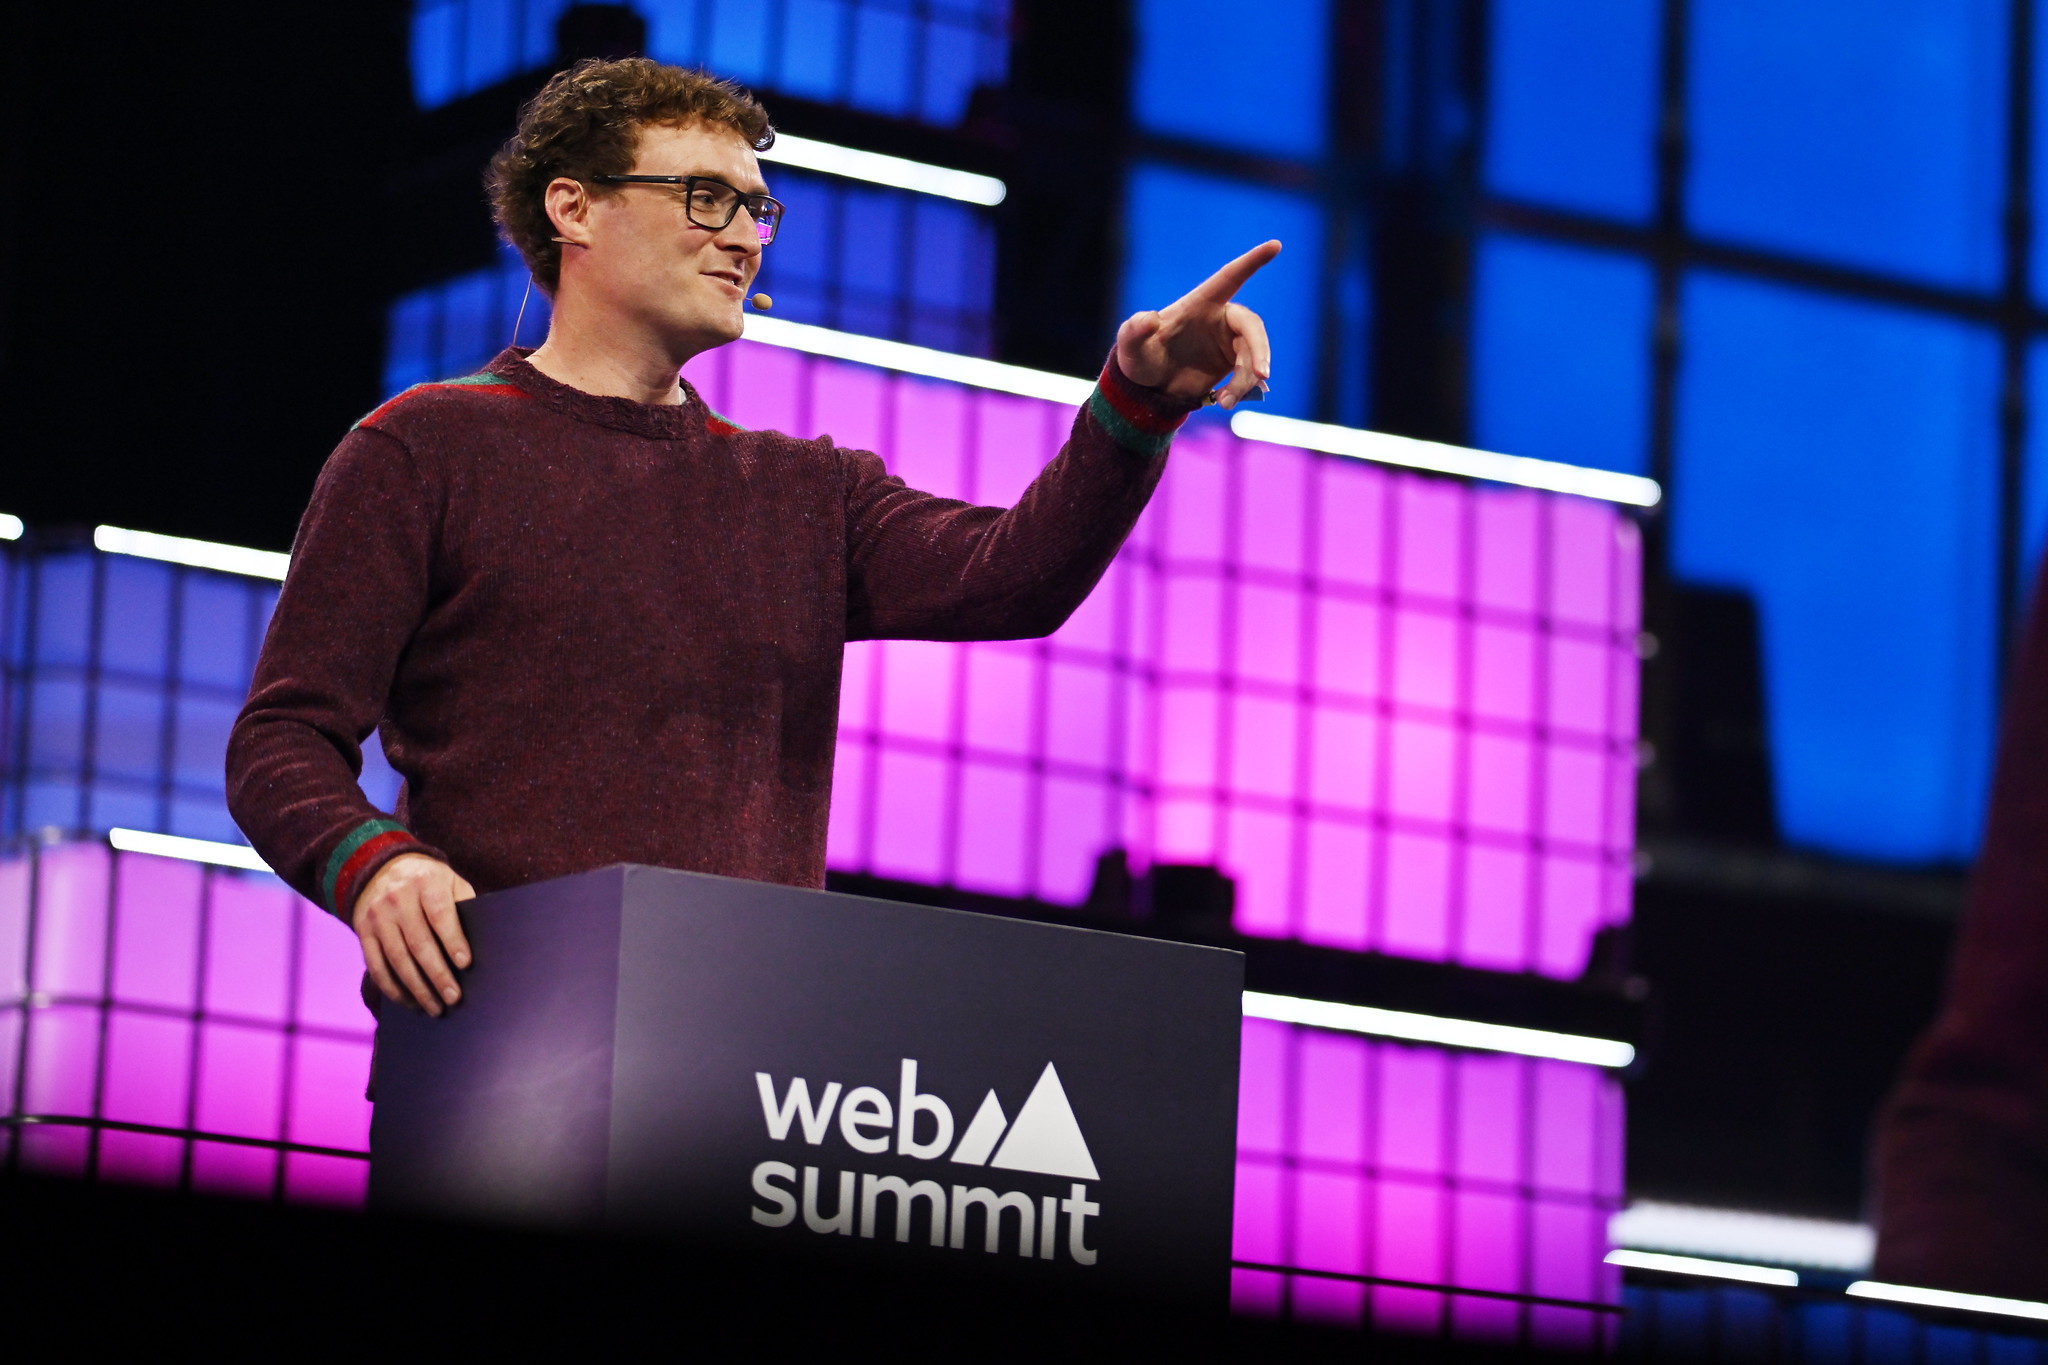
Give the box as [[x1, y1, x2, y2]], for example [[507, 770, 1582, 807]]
[[594, 174, 785, 245]]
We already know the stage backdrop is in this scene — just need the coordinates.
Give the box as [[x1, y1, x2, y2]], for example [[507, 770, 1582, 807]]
[[1, 333, 1637, 1344], [683, 338, 1642, 980]]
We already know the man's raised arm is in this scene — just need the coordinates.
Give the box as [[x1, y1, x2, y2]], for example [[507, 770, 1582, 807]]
[[843, 243, 1280, 643]]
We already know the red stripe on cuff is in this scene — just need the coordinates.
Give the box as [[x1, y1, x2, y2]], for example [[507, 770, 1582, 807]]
[[1095, 360, 1192, 434], [331, 830, 419, 918]]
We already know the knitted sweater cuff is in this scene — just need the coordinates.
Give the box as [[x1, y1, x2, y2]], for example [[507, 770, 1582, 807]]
[[1086, 353, 1203, 459], [319, 817, 444, 921]]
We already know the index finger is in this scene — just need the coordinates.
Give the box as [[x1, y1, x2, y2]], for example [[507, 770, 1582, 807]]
[[1181, 240, 1282, 307]]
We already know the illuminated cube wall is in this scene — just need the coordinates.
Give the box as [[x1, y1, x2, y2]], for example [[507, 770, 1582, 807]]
[[683, 338, 1643, 979], [0, 836, 1622, 1342], [1233, 1017, 1621, 1346], [0, 842, 371, 1204], [0, 549, 402, 843]]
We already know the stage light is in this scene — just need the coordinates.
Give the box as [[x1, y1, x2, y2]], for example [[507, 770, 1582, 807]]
[[760, 133, 1007, 206], [94, 525, 290, 581], [1240, 990, 1635, 1068], [108, 827, 271, 872], [0, 513, 22, 540], [1846, 1281, 2048, 1322], [742, 315, 1094, 405], [1611, 1202, 1873, 1272], [1606, 1249, 1799, 1287], [1229, 410, 1664, 508], [737, 319, 1648, 505]]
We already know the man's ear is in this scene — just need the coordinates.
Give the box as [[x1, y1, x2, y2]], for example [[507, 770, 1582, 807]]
[[544, 177, 594, 248]]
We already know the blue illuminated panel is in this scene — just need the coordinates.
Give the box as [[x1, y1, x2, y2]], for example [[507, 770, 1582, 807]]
[[1687, 0, 2007, 288], [1673, 273, 2000, 862], [0, 552, 402, 845], [383, 245, 549, 396], [384, 172, 996, 392], [767, 171, 997, 356], [1471, 233, 1653, 475], [1482, 0, 1660, 221], [1132, 0, 1330, 158], [1120, 164, 1325, 421], [410, 0, 1010, 124], [2024, 342, 2048, 584]]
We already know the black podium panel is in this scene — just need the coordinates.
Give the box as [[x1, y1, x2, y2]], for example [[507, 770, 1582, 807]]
[[371, 865, 1243, 1302]]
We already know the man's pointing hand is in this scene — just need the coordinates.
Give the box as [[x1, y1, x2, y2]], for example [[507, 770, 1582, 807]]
[[1114, 240, 1281, 409]]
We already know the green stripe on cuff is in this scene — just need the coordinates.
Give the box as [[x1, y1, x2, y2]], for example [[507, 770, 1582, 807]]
[[1085, 387, 1176, 458], [321, 817, 409, 912]]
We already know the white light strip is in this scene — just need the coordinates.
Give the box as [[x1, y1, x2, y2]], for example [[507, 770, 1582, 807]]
[[741, 321, 1649, 510], [109, 828, 271, 873], [94, 525, 289, 581], [1242, 990, 1635, 1068], [1847, 1281, 2048, 1323], [1612, 1203, 1873, 1272], [1607, 1250, 1799, 1287], [742, 314, 1095, 405], [761, 132, 1007, 206], [0, 513, 22, 541], [1230, 410, 1664, 508]]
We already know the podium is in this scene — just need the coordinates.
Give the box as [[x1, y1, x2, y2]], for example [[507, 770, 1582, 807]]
[[369, 866, 1243, 1304]]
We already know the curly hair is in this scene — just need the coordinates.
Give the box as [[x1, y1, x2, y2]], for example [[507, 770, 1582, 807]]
[[488, 57, 774, 292]]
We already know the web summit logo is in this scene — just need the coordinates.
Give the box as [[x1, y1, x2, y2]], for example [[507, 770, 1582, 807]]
[[748, 1060, 1102, 1265]]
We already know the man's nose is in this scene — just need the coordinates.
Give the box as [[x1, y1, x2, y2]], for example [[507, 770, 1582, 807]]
[[717, 215, 763, 257]]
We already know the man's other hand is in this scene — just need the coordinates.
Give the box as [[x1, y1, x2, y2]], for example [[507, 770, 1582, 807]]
[[1115, 240, 1280, 409], [353, 853, 476, 1017]]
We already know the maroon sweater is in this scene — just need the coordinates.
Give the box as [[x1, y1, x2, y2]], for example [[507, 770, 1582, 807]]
[[226, 347, 1193, 920]]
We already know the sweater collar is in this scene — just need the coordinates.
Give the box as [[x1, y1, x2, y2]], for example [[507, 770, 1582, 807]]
[[485, 347, 712, 441]]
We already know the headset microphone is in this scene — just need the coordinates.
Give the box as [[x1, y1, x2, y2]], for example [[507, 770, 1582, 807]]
[[747, 293, 772, 311]]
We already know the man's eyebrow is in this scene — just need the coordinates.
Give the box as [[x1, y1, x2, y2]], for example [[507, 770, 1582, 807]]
[[676, 168, 773, 195]]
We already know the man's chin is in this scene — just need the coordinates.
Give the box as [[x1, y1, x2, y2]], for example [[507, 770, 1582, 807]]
[[665, 306, 745, 358]]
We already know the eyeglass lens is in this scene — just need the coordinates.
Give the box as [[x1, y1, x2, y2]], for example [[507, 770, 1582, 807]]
[[685, 181, 782, 245]]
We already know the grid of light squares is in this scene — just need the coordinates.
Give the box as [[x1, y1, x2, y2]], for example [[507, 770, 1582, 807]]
[[684, 338, 1643, 978], [1232, 1016, 1623, 1345], [1, 836, 1620, 1339], [0, 548, 402, 847], [0, 843, 372, 1204], [408, 0, 1011, 123]]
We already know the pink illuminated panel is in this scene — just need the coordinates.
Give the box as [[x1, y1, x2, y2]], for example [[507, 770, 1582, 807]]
[[1232, 1018, 1624, 1343], [685, 341, 1642, 978], [0, 843, 371, 1204]]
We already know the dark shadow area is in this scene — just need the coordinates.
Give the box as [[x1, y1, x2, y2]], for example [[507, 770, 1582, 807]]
[[1626, 869, 1956, 1219], [831, 856, 1649, 1053], [1628, 579, 1963, 1218], [0, 3, 414, 552], [1659, 584, 1778, 844], [0, 1172, 1604, 1360]]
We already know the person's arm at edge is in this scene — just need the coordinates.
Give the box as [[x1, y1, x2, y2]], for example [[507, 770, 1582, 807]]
[[225, 425, 473, 1016]]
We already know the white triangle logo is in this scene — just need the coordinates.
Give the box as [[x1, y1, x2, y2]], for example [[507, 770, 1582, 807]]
[[988, 1063, 1099, 1180], [948, 1090, 1009, 1165]]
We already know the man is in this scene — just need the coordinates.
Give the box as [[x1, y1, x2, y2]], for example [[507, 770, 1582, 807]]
[[227, 58, 1275, 1019]]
